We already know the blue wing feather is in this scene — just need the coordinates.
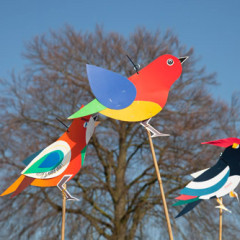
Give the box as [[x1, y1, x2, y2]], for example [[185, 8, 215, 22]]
[[23, 150, 65, 174], [38, 151, 64, 168], [87, 65, 136, 110], [22, 149, 44, 166]]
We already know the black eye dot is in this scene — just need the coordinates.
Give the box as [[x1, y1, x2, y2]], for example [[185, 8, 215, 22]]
[[167, 59, 174, 66], [83, 122, 88, 128]]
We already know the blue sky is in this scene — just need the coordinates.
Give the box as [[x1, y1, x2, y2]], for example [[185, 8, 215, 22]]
[[0, 0, 239, 103]]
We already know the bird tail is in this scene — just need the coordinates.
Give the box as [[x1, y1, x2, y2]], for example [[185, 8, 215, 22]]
[[175, 200, 202, 218], [173, 194, 202, 218], [1, 175, 34, 198]]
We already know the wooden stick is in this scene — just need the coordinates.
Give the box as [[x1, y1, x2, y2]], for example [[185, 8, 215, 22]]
[[146, 129, 173, 240], [219, 197, 223, 240], [61, 183, 67, 240]]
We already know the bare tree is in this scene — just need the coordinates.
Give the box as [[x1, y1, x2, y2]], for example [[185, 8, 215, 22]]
[[0, 26, 240, 240]]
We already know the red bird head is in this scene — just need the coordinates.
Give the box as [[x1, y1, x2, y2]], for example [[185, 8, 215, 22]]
[[66, 114, 99, 144], [147, 54, 187, 87], [129, 54, 188, 108], [202, 137, 240, 148]]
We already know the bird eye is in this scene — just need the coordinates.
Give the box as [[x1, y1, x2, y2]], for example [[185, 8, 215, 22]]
[[93, 115, 98, 121], [83, 122, 88, 128], [167, 59, 174, 66]]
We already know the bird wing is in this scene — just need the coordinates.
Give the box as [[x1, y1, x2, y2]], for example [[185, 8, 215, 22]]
[[190, 168, 209, 178], [200, 175, 240, 199], [174, 158, 230, 217], [190, 156, 227, 183], [68, 99, 106, 119], [87, 65, 137, 110], [180, 166, 230, 197], [174, 159, 229, 205], [22, 149, 44, 165], [22, 140, 71, 179]]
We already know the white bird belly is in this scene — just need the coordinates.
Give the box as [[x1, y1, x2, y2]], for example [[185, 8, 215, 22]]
[[200, 175, 240, 199]]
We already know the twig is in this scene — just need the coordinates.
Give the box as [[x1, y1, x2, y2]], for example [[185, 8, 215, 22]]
[[146, 129, 173, 240], [61, 183, 67, 240], [219, 197, 223, 240]]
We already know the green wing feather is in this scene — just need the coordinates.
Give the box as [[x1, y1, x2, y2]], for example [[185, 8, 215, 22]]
[[68, 99, 106, 119], [23, 150, 64, 174]]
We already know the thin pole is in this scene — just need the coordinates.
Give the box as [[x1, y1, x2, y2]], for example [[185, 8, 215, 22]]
[[146, 129, 173, 240], [61, 183, 67, 240], [219, 197, 223, 240]]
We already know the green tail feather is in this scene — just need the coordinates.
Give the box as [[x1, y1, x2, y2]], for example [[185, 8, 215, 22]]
[[173, 197, 200, 206], [68, 99, 106, 119]]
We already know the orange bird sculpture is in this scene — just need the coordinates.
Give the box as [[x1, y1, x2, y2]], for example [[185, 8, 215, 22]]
[[68, 54, 187, 136], [1, 115, 99, 200]]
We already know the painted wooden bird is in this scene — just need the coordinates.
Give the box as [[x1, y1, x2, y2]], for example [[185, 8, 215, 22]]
[[174, 138, 240, 218], [1, 114, 99, 200], [68, 54, 187, 137]]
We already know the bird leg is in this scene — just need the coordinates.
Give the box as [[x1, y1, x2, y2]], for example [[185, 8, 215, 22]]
[[57, 175, 79, 201], [141, 118, 170, 138], [215, 198, 231, 213]]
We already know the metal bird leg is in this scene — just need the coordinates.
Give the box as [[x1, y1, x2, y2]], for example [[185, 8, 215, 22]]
[[141, 118, 170, 138], [215, 198, 231, 213], [57, 175, 79, 201]]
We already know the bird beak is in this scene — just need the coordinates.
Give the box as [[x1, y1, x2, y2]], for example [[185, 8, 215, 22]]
[[232, 143, 239, 149], [178, 56, 188, 64], [94, 121, 100, 127]]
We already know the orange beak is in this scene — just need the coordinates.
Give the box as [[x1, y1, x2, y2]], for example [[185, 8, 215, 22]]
[[232, 143, 239, 149], [178, 56, 188, 64], [94, 121, 100, 127]]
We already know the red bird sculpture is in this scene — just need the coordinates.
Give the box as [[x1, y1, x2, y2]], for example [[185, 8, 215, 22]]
[[1, 115, 99, 200]]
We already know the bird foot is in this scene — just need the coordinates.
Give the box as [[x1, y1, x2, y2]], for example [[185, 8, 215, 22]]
[[141, 119, 170, 138], [57, 175, 79, 201], [215, 198, 231, 213]]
